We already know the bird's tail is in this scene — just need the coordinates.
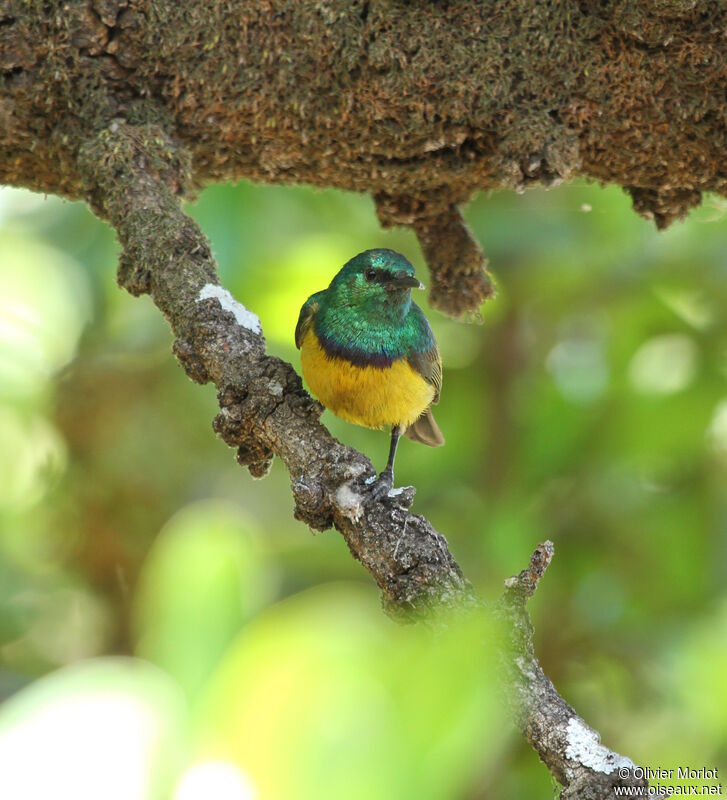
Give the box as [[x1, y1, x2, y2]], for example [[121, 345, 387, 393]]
[[404, 407, 445, 447]]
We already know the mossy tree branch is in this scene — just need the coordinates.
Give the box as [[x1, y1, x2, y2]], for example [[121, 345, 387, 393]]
[[3, 1, 727, 315], [77, 121, 663, 799]]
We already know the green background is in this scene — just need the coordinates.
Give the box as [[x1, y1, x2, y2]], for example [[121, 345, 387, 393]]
[[0, 178, 725, 798]]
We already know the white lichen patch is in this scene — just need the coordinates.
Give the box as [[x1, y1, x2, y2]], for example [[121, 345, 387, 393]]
[[335, 482, 365, 522], [198, 284, 262, 334], [514, 655, 538, 681], [341, 462, 370, 482], [565, 717, 635, 775], [267, 380, 283, 396]]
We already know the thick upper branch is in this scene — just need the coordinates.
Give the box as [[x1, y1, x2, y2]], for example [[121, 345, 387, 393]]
[[4, 1, 727, 315]]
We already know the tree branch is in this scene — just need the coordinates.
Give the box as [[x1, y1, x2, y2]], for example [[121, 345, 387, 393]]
[[498, 542, 662, 799], [79, 121, 660, 799], [5, 2, 727, 315], [375, 195, 495, 318], [79, 121, 474, 617]]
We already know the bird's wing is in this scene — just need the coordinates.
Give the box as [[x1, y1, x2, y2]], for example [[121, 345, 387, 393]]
[[295, 295, 321, 349], [408, 346, 443, 404]]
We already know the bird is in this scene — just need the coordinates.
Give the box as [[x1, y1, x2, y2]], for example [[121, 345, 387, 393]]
[[295, 248, 444, 499]]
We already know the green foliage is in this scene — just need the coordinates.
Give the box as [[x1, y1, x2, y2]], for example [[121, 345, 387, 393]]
[[194, 588, 502, 800], [1, 180, 726, 797], [133, 501, 272, 701]]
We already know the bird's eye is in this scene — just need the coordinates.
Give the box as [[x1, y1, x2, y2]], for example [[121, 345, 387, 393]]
[[364, 268, 377, 282]]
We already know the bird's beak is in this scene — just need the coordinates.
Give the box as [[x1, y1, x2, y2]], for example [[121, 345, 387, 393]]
[[391, 270, 424, 290]]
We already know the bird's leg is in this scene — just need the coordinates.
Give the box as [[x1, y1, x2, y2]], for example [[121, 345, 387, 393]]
[[371, 425, 402, 499]]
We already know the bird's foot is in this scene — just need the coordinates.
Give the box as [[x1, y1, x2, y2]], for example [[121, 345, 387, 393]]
[[370, 469, 394, 500]]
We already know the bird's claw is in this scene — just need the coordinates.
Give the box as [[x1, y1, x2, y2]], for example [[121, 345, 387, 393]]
[[370, 470, 394, 500]]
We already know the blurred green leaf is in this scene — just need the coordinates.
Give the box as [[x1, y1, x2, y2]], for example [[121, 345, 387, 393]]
[[134, 500, 274, 701], [194, 586, 504, 800], [0, 230, 90, 400], [0, 658, 187, 800]]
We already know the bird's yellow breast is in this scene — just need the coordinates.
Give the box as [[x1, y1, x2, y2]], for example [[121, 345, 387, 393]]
[[300, 329, 434, 430]]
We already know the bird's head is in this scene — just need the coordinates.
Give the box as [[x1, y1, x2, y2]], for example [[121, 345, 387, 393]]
[[328, 249, 424, 315]]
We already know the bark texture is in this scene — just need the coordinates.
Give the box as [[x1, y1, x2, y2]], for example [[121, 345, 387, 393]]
[[3, 1, 727, 313]]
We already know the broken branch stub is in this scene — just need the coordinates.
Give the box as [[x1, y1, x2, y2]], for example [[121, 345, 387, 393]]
[[375, 195, 495, 318]]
